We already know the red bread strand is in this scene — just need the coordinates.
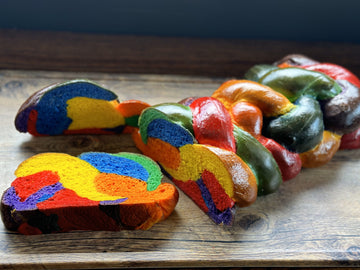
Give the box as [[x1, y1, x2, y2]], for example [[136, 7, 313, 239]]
[[12, 171, 59, 201], [27, 110, 44, 136], [18, 223, 43, 235], [301, 63, 360, 88], [202, 170, 235, 211], [172, 179, 209, 213], [258, 136, 302, 181], [340, 129, 360, 149], [37, 189, 99, 209], [190, 97, 236, 153]]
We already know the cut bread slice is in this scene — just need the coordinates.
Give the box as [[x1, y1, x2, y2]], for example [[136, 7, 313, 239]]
[[15, 79, 150, 135], [133, 99, 274, 225], [1, 152, 178, 234]]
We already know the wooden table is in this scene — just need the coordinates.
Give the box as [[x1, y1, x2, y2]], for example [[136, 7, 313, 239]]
[[0, 30, 360, 269]]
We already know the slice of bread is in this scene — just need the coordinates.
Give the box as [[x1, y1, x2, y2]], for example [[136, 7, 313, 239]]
[[133, 99, 264, 225], [1, 152, 178, 234], [15, 79, 150, 135]]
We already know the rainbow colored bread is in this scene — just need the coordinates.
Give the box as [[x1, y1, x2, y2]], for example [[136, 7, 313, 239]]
[[1, 152, 178, 234], [271, 54, 360, 150], [10, 55, 360, 227], [133, 99, 270, 225], [133, 54, 360, 225], [15, 79, 150, 135]]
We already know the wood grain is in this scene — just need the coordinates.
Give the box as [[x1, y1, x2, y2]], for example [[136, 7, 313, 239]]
[[0, 29, 360, 77], [1, 69, 360, 269]]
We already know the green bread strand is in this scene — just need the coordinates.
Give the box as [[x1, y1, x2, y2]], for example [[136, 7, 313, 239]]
[[233, 125, 282, 196], [112, 152, 162, 192], [258, 67, 342, 102], [139, 103, 194, 144]]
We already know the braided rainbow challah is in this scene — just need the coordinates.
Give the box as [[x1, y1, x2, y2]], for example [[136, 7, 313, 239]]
[[134, 54, 360, 224], [6, 54, 360, 227]]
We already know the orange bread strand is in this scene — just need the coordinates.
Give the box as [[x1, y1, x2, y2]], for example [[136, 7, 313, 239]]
[[212, 80, 295, 117], [132, 129, 181, 170], [116, 100, 151, 118], [94, 173, 178, 204], [300, 131, 341, 168]]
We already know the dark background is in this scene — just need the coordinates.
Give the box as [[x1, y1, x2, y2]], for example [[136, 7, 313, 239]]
[[1, 0, 360, 43]]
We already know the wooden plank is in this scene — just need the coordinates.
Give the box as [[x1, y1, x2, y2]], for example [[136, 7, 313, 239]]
[[1, 69, 360, 269], [0, 29, 359, 77]]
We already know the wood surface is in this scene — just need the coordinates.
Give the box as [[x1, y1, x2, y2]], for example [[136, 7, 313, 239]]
[[0, 69, 360, 270], [0, 29, 360, 77]]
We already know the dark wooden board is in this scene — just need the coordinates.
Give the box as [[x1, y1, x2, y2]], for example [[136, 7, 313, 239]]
[[0, 69, 360, 269], [0, 29, 360, 78]]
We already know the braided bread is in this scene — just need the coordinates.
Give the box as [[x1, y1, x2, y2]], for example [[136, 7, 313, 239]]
[[245, 54, 360, 164], [134, 54, 360, 224], [7, 55, 360, 227], [273, 54, 360, 149]]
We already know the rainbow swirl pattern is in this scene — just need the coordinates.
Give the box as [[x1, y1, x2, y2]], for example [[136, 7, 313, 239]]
[[1, 152, 178, 234], [15, 79, 149, 135]]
